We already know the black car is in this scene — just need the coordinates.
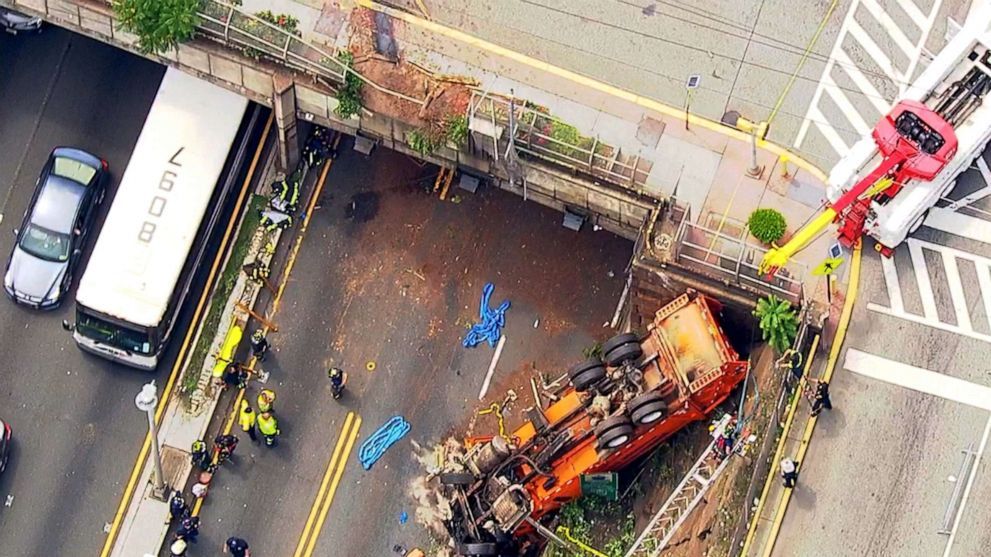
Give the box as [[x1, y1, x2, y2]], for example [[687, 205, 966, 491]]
[[3, 148, 107, 309]]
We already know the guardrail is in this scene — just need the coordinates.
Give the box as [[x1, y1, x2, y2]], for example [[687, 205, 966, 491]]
[[469, 91, 651, 193], [673, 215, 806, 305], [196, 0, 347, 84]]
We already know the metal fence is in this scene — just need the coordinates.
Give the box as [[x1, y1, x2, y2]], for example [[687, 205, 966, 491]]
[[196, 0, 347, 84], [469, 91, 651, 192], [672, 207, 805, 305]]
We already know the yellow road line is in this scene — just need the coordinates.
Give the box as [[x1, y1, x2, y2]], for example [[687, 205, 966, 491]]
[[740, 332, 820, 556], [304, 414, 362, 557], [271, 159, 332, 315], [294, 412, 356, 557], [99, 113, 273, 557], [356, 0, 828, 182], [751, 240, 863, 557], [191, 137, 337, 518]]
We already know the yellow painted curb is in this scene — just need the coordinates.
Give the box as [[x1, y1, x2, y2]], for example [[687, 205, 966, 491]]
[[356, 0, 829, 183], [757, 241, 862, 557]]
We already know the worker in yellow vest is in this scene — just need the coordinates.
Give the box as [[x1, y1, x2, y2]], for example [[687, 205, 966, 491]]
[[257, 389, 276, 414], [258, 411, 280, 447], [238, 400, 258, 443]]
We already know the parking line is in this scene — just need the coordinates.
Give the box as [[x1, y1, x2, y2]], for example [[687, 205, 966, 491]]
[[943, 414, 991, 557], [909, 240, 939, 320], [942, 253, 971, 330], [844, 349, 991, 410], [859, 0, 917, 58], [822, 74, 871, 135], [98, 113, 273, 557], [848, 19, 902, 81], [894, 0, 928, 28], [303, 414, 362, 557], [294, 412, 357, 557], [881, 254, 903, 313]]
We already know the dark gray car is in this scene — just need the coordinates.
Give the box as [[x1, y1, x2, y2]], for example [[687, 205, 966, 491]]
[[0, 7, 42, 34], [4, 147, 107, 309]]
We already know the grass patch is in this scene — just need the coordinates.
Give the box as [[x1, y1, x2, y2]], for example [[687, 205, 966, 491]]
[[181, 194, 267, 395], [544, 495, 636, 557]]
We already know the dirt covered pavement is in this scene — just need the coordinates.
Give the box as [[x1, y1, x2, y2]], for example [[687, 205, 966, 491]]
[[190, 138, 632, 556]]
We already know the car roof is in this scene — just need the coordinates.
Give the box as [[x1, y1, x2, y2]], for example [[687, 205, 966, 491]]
[[29, 175, 86, 235]]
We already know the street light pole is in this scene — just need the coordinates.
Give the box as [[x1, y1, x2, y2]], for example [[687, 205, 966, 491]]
[[135, 381, 166, 499]]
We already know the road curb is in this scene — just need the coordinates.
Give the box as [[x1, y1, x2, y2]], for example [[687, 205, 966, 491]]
[[739, 241, 862, 556]]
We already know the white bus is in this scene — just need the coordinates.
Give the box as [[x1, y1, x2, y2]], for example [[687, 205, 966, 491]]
[[64, 68, 251, 369]]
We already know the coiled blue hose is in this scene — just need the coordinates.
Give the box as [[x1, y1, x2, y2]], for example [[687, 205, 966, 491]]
[[462, 283, 511, 348], [358, 416, 411, 470]]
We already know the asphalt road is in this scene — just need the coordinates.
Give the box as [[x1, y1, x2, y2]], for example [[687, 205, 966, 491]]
[[189, 140, 632, 556], [773, 149, 991, 556], [396, 0, 971, 169], [0, 28, 175, 555]]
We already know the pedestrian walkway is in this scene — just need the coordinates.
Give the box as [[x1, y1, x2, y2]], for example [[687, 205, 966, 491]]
[[742, 338, 827, 557]]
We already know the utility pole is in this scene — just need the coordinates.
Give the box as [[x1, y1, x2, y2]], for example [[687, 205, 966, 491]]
[[135, 381, 166, 500]]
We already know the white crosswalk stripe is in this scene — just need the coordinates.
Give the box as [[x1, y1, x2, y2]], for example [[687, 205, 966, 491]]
[[869, 238, 991, 343], [795, 0, 943, 165]]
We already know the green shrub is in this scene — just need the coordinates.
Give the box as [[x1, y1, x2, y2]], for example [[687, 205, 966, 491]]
[[747, 208, 787, 244], [444, 114, 469, 147], [113, 0, 200, 55], [334, 52, 363, 120], [754, 295, 799, 353], [407, 128, 443, 157]]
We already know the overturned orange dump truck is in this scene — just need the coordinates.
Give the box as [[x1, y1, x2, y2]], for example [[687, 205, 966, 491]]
[[439, 290, 749, 557]]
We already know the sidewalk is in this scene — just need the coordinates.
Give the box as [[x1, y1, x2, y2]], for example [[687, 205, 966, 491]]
[[107, 129, 297, 557], [741, 242, 861, 557], [256, 0, 842, 304]]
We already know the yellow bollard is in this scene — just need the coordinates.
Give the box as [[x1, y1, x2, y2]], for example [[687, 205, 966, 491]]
[[779, 153, 791, 178]]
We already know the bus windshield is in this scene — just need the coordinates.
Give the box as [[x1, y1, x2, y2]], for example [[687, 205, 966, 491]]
[[76, 312, 154, 355]]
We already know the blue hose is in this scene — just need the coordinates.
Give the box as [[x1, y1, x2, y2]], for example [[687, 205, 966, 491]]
[[358, 416, 411, 470], [463, 283, 511, 348]]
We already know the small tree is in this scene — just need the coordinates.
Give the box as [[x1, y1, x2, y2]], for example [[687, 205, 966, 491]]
[[113, 0, 200, 55], [334, 52, 363, 120], [747, 208, 787, 245], [754, 295, 798, 353]]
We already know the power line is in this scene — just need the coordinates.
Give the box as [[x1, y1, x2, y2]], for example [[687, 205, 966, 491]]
[[518, 0, 921, 92], [430, 3, 880, 137]]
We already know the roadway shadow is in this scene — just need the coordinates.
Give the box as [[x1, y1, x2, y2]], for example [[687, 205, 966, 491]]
[[811, 406, 847, 439], [790, 482, 818, 511]]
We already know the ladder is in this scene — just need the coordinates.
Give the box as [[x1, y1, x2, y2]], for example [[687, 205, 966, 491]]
[[624, 421, 734, 557]]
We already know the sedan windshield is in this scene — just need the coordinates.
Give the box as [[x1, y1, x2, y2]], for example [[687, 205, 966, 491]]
[[52, 157, 97, 185], [18, 224, 70, 262]]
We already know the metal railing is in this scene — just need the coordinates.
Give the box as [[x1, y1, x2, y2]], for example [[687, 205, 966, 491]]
[[469, 91, 651, 192], [196, 0, 347, 84], [672, 213, 805, 305]]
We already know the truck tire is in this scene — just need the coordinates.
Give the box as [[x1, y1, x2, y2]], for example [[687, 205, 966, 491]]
[[604, 342, 643, 367], [596, 423, 635, 449], [602, 333, 639, 357], [460, 542, 499, 556], [629, 392, 667, 425], [439, 472, 475, 486], [595, 415, 635, 449], [569, 358, 606, 392]]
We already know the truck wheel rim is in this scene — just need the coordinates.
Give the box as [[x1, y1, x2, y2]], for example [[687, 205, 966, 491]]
[[607, 435, 629, 448], [638, 411, 663, 424]]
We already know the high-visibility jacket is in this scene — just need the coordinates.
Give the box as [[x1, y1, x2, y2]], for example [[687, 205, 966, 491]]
[[258, 414, 279, 436], [238, 400, 256, 431], [257, 390, 276, 413]]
